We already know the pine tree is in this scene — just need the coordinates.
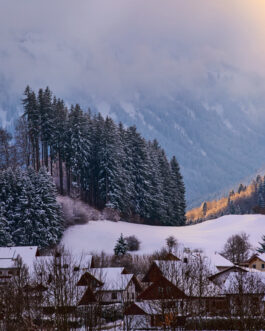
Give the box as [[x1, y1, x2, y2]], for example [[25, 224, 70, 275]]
[[33, 167, 64, 246], [65, 104, 91, 195], [148, 140, 168, 224], [170, 156, 186, 225], [18, 85, 187, 227], [126, 126, 153, 220], [0, 167, 63, 247], [0, 202, 13, 246], [51, 98, 68, 194], [22, 86, 40, 170], [97, 117, 125, 211], [38, 87, 54, 168], [114, 233, 127, 256]]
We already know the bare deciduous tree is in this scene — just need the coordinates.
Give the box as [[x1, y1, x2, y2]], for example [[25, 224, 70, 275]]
[[221, 232, 252, 264]]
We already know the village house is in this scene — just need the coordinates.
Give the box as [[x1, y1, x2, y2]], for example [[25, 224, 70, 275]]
[[125, 252, 233, 329], [240, 253, 265, 271], [77, 267, 142, 306], [0, 246, 40, 284]]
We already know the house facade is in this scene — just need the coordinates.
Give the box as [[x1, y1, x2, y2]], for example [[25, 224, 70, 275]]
[[242, 253, 265, 271], [77, 267, 142, 306]]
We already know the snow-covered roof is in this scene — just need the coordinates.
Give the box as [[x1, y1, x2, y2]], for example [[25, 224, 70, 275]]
[[72, 254, 94, 270], [203, 251, 233, 274], [42, 283, 87, 308], [153, 259, 221, 297], [0, 246, 38, 272], [35, 255, 54, 266], [248, 253, 265, 263], [133, 301, 162, 315], [206, 251, 233, 268], [88, 267, 134, 291], [222, 270, 265, 294], [0, 259, 16, 269], [0, 247, 17, 259], [132, 300, 189, 316]]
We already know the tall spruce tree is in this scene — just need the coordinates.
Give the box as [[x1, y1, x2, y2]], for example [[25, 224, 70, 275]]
[[97, 117, 125, 210], [22, 86, 40, 170], [38, 87, 54, 168], [170, 156, 186, 225], [126, 126, 153, 220], [0, 167, 63, 247], [65, 104, 91, 195]]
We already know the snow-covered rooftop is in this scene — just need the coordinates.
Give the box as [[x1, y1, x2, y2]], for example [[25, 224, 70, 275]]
[[87, 267, 134, 291], [0, 246, 38, 272], [0, 259, 16, 269]]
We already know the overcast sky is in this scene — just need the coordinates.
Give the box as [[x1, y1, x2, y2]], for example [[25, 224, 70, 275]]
[[1, 0, 265, 123]]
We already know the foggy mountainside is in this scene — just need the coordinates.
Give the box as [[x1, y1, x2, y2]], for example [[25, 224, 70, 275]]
[[3, 91, 265, 208], [2, 2, 265, 207], [187, 174, 265, 223]]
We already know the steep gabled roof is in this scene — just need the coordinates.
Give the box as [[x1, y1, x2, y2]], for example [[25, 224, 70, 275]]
[[209, 265, 247, 282], [247, 253, 265, 264], [222, 269, 265, 294], [78, 267, 135, 292], [138, 275, 187, 300], [164, 252, 180, 261], [124, 301, 160, 316], [78, 287, 97, 305], [77, 271, 103, 287], [142, 262, 163, 283]]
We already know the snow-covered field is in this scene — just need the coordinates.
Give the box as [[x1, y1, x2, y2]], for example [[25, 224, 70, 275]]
[[62, 215, 265, 255]]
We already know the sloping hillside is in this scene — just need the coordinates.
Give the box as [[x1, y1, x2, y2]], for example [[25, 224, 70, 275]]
[[62, 214, 265, 255], [187, 174, 265, 223]]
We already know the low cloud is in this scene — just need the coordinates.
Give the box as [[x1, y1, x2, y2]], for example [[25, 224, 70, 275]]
[[1, 0, 265, 118]]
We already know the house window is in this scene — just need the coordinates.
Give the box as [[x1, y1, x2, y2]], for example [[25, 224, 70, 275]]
[[131, 293, 134, 300], [253, 264, 256, 269], [8, 270, 13, 275], [262, 264, 265, 269], [111, 292, 117, 300], [158, 287, 164, 294]]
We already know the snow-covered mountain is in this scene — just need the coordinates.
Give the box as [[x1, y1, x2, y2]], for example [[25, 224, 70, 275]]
[[62, 215, 265, 255]]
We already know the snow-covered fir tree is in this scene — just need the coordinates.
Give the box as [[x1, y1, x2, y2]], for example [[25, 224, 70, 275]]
[[0, 167, 63, 247], [14, 85, 188, 226], [114, 233, 127, 256]]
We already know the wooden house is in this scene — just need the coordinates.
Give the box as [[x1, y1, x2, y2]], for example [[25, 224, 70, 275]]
[[77, 267, 142, 305], [241, 253, 265, 271], [0, 246, 40, 284]]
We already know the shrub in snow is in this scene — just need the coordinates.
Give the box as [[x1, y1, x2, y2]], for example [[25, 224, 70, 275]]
[[114, 233, 127, 256], [125, 235, 140, 251], [102, 207, 120, 222], [166, 235, 178, 252]]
